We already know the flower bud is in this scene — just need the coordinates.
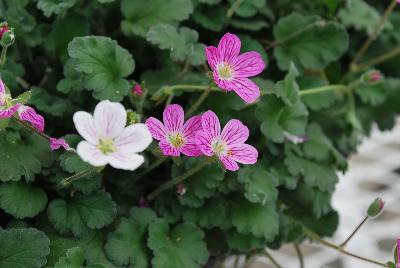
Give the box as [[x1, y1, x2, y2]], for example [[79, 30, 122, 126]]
[[176, 183, 187, 196], [0, 23, 14, 47], [361, 70, 383, 84], [0, 23, 9, 39], [132, 83, 143, 96], [367, 198, 385, 218]]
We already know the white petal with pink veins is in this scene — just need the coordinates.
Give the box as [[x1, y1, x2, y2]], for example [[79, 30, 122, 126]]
[[76, 141, 108, 167], [94, 100, 126, 139]]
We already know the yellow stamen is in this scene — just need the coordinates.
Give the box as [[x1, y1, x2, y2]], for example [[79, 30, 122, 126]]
[[97, 138, 117, 154], [217, 63, 234, 80], [168, 132, 186, 148]]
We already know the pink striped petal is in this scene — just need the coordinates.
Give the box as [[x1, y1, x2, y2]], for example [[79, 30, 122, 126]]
[[146, 117, 167, 141], [220, 119, 249, 146], [77, 141, 108, 167], [182, 115, 202, 138], [180, 140, 202, 157], [163, 104, 184, 132], [49, 138, 70, 151], [212, 70, 234, 92], [0, 79, 5, 106], [159, 139, 180, 156], [201, 110, 221, 139], [219, 155, 239, 171], [195, 131, 214, 156], [18, 105, 45, 132], [217, 33, 241, 63], [94, 100, 126, 139], [115, 123, 153, 153], [73, 111, 99, 144], [0, 103, 20, 118], [229, 144, 258, 164], [231, 78, 260, 103], [232, 51, 266, 78], [108, 151, 144, 171], [205, 46, 220, 70]]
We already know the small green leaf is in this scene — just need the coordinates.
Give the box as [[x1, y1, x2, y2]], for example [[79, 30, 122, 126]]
[[224, 229, 265, 252], [0, 228, 50, 268], [37, 0, 77, 17], [0, 182, 47, 219], [13, 90, 31, 105], [55, 247, 85, 268], [274, 63, 300, 106], [354, 81, 387, 106], [228, 0, 266, 18]]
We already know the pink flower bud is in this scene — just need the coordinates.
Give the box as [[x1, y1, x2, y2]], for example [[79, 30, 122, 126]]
[[361, 70, 383, 84], [0, 23, 9, 40], [370, 71, 381, 82], [177, 183, 187, 196], [49, 138, 70, 151], [367, 197, 385, 218], [132, 83, 143, 96], [17, 105, 45, 132]]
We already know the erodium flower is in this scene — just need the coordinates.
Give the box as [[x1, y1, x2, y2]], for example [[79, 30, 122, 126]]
[[0, 79, 20, 118], [205, 32, 266, 103], [17, 105, 45, 132], [196, 110, 258, 171], [49, 138, 70, 151], [145, 104, 202, 157], [73, 100, 152, 171]]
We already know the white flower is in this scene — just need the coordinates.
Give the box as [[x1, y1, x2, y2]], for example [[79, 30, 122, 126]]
[[73, 100, 152, 171]]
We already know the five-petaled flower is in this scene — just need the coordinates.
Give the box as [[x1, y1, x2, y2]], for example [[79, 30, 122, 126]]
[[73, 100, 152, 171], [145, 104, 202, 157], [196, 110, 258, 171], [0, 79, 20, 118], [206, 32, 266, 103]]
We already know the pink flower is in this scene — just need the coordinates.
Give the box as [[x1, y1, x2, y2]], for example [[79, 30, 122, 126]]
[[205, 32, 266, 103], [50, 138, 70, 151], [145, 104, 202, 157], [17, 105, 45, 132], [0, 79, 21, 118], [73, 100, 152, 170], [196, 110, 258, 171], [132, 83, 143, 96]]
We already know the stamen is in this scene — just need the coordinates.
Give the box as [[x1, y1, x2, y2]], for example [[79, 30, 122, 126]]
[[217, 63, 234, 80], [168, 132, 186, 148], [98, 138, 117, 154]]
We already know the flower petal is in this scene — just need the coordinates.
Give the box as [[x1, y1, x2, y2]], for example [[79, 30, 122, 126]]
[[159, 140, 180, 156], [195, 131, 214, 156], [94, 100, 126, 139], [182, 115, 202, 138], [108, 152, 145, 171], [220, 119, 249, 145], [201, 110, 221, 140], [18, 105, 45, 132], [76, 141, 108, 167], [0, 103, 20, 118], [219, 155, 239, 171], [213, 70, 233, 92], [229, 144, 258, 165], [163, 104, 184, 132], [231, 78, 260, 103], [180, 140, 203, 157], [232, 51, 266, 78], [73, 111, 99, 144], [145, 117, 166, 141], [217, 32, 241, 63], [115, 123, 153, 153], [0, 79, 5, 95], [49, 138, 70, 151], [205, 46, 220, 70]]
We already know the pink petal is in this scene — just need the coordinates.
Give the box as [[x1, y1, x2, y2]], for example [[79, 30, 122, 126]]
[[232, 51, 266, 78], [195, 131, 214, 156], [115, 123, 152, 153], [163, 104, 184, 132], [220, 119, 249, 146], [76, 141, 108, 167], [108, 151, 145, 171], [180, 140, 203, 157], [231, 78, 260, 103], [229, 144, 258, 164], [205, 46, 220, 70], [0, 103, 20, 118], [159, 139, 180, 157], [73, 111, 99, 144], [217, 32, 241, 63], [94, 100, 126, 139], [213, 70, 233, 92], [182, 115, 202, 138], [18, 105, 45, 132], [145, 117, 167, 141], [201, 110, 221, 140], [49, 138, 70, 151], [0, 79, 5, 105], [219, 155, 239, 171]]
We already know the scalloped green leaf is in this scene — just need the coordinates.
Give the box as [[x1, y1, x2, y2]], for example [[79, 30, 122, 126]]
[[37, 0, 77, 17]]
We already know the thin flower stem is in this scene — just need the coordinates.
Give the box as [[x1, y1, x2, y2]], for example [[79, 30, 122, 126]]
[[304, 228, 389, 267], [352, 0, 398, 65], [14, 116, 51, 141], [299, 85, 348, 96], [147, 159, 211, 200], [340, 216, 369, 248], [355, 45, 400, 71], [263, 250, 283, 268], [0, 46, 7, 66], [293, 244, 304, 268], [185, 86, 212, 118], [152, 85, 220, 101], [59, 167, 97, 187]]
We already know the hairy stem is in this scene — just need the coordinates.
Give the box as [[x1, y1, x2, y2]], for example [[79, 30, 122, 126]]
[[352, 0, 398, 65], [152, 84, 220, 101], [356, 45, 400, 71], [14, 116, 51, 141], [304, 228, 389, 267], [263, 250, 283, 268], [147, 159, 211, 200], [186, 86, 212, 118], [293, 244, 304, 268], [340, 216, 369, 248], [299, 85, 348, 96]]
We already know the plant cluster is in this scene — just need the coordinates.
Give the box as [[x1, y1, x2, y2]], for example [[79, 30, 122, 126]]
[[0, 0, 400, 267]]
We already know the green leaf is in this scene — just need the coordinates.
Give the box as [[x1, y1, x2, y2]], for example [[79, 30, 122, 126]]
[[0, 131, 53, 182], [47, 191, 117, 237], [147, 24, 205, 65], [273, 13, 349, 70], [274, 63, 300, 106], [0, 228, 50, 268], [237, 164, 279, 205], [256, 95, 308, 143], [192, 6, 225, 31], [0, 182, 47, 219], [13, 90, 31, 105], [231, 19, 269, 31], [105, 207, 157, 268], [67, 36, 135, 101], [299, 76, 337, 111], [29, 86, 73, 117], [55, 246, 107, 268], [37, 0, 77, 17], [224, 229, 265, 252], [121, 0, 193, 37], [228, 0, 266, 18], [148, 219, 209, 268], [354, 80, 387, 106]]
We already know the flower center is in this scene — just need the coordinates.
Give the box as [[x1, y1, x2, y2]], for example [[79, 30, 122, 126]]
[[0, 93, 11, 107], [217, 63, 234, 80], [97, 138, 117, 154], [168, 132, 186, 148], [212, 139, 227, 155]]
